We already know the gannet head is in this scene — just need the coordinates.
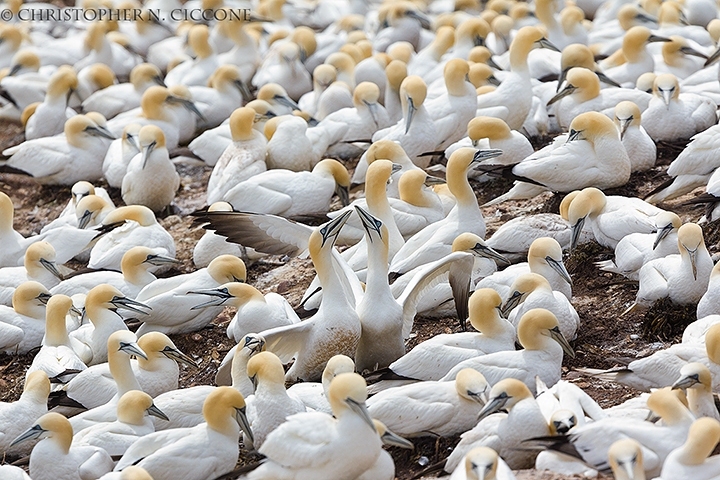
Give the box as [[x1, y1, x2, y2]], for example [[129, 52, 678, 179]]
[[203, 386, 253, 441], [651, 211, 681, 250], [187, 24, 212, 59], [138, 331, 196, 367], [468, 288, 504, 334], [662, 35, 708, 66], [365, 158, 399, 199], [477, 378, 533, 420], [43, 294, 79, 347], [85, 63, 116, 91], [247, 351, 286, 390], [567, 111, 618, 143], [443, 58, 471, 95], [121, 246, 178, 280], [188, 281, 264, 310], [117, 390, 168, 425], [432, 25, 455, 58], [291, 26, 317, 60], [385, 59, 408, 93], [10, 412, 72, 451], [560, 44, 619, 89], [209, 64, 242, 93], [398, 170, 440, 207], [309, 210, 352, 257], [227, 107, 256, 143], [325, 51, 356, 75], [678, 417, 720, 466], [8, 49, 39, 76], [12, 281, 50, 317], [21, 370, 50, 404], [353, 82, 381, 124], [257, 83, 300, 112], [672, 362, 712, 392], [549, 409, 577, 435], [115, 466, 153, 480], [166, 84, 204, 121], [608, 438, 644, 480], [623, 26, 670, 60], [647, 386, 694, 427], [509, 26, 559, 69], [65, 114, 115, 147], [468, 46, 494, 64], [658, 1, 685, 26], [321, 355, 355, 392], [83, 22, 106, 53], [560, 6, 585, 35], [238, 333, 266, 358], [636, 72, 656, 93], [101, 204, 158, 227], [653, 73, 680, 107], [313, 159, 351, 207], [70, 181, 95, 206], [456, 17, 490, 47], [464, 446, 500, 480], [107, 329, 147, 361], [399, 75, 426, 134], [206, 254, 247, 284], [613, 101, 642, 140], [85, 284, 152, 323], [0, 25, 23, 51], [677, 223, 704, 280], [529, 237, 571, 284], [136, 125, 166, 169], [468, 63, 500, 89], [279, 41, 301, 66], [502, 272, 551, 316], [24, 241, 62, 281], [548, 67, 599, 105], [451, 232, 510, 264], [567, 187, 608, 251], [366, 140, 410, 166], [327, 372, 375, 431], [455, 368, 489, 404], [246, 99, 277, 125], [517, 308, 575, 357], [313, 64, 336, 90], [47, 66, 78, 101], [617, 4, 656, 31]]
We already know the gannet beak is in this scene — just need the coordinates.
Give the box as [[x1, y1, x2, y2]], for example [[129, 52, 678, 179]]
[[118, 340, 148, 360], [320, 210, 352, 247], [335, 184, 350, 207], [567, 128, 583, 142], [40, 258, 63, 280], [141, 140, 156, 169], [647, 34, 672, 43], [235, 406, 254, 445], [391, 163, 403, 175], [86, 125, 116, 140], [549, 326, 575, 358], [355, 205, 383, 238], [346, 397, 376, 431], [188, 287, 233, 310], [686, 246, 698, 280], [424, 175, 446, 186], [705, 47, 720, 67], [244, 335, 266, 353], [273, 94, 301, 111], [474, 464, 492, 480], [556, 68, 569, 92], [501, 290, 523, 317], [8, 63, 21, 76], [467, 385, 489, 405], [472, 149, 504, 163], [66, 87, 76, 104], [404, 96, 416, 134], [147, 402, 170, 421], [161, 345, 197, 367], [487, 74, 501, 86], [364, 100, 380, 128], [153, 74, 167, 87], [69, 305, 82, 317], [570, 216, 586, 252], [406, 9, 431, 29], [471, 243, 511, 265], [486, 57, 503, 71], [477, 393, 509, 421], [618, 117, 632, 140], [111, 295, 152, 315], [653, 223, 674, 250], [596, 71, 622, 88], [144, 254, 182, 266], [660, 88, 673, 107], [10, 424, 45, 446], [546, 256, 572, 285], [680, 46, 708, 60], [77, 208, 93, 229], [671, 373, 700, 390], [537, 37, 560, 52], [167, 95, 206, 121], [233, 79, 252, 100], [635, 11, 658, 23], [381, 428, 414, 449], [547, 84, 577, 106], [126, 132, 141, 151]]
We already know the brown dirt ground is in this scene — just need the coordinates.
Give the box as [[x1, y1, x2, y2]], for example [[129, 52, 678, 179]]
[[0, 119, 711, 479]]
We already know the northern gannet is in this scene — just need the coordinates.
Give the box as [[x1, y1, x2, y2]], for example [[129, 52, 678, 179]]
[[0, 241, 63, 306]]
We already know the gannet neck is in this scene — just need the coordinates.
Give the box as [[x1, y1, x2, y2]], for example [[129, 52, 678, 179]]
[[365, 222, 391, 295], [446, 148, 478, 207], [0, 191, 15, 234], [108, 334, 143, 395], [21, 371, 50, 405], [386, 60, 407, 93], [431, 26, 455, 60], [468, 288, 505, 336], [444, 59, 471, 97], [535, 0, 558, 29], [365, 159, 394, 217], [188, 24, 212, 59], [676, 418, 720, 465], [44, 294, 73, 347], [705, 324, 720, 364]]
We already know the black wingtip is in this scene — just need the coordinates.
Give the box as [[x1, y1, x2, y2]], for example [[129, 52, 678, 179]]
[[47, 391, 87, 410]]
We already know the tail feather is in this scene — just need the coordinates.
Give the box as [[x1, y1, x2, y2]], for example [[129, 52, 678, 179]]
[[473, 163, 548, 188]]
